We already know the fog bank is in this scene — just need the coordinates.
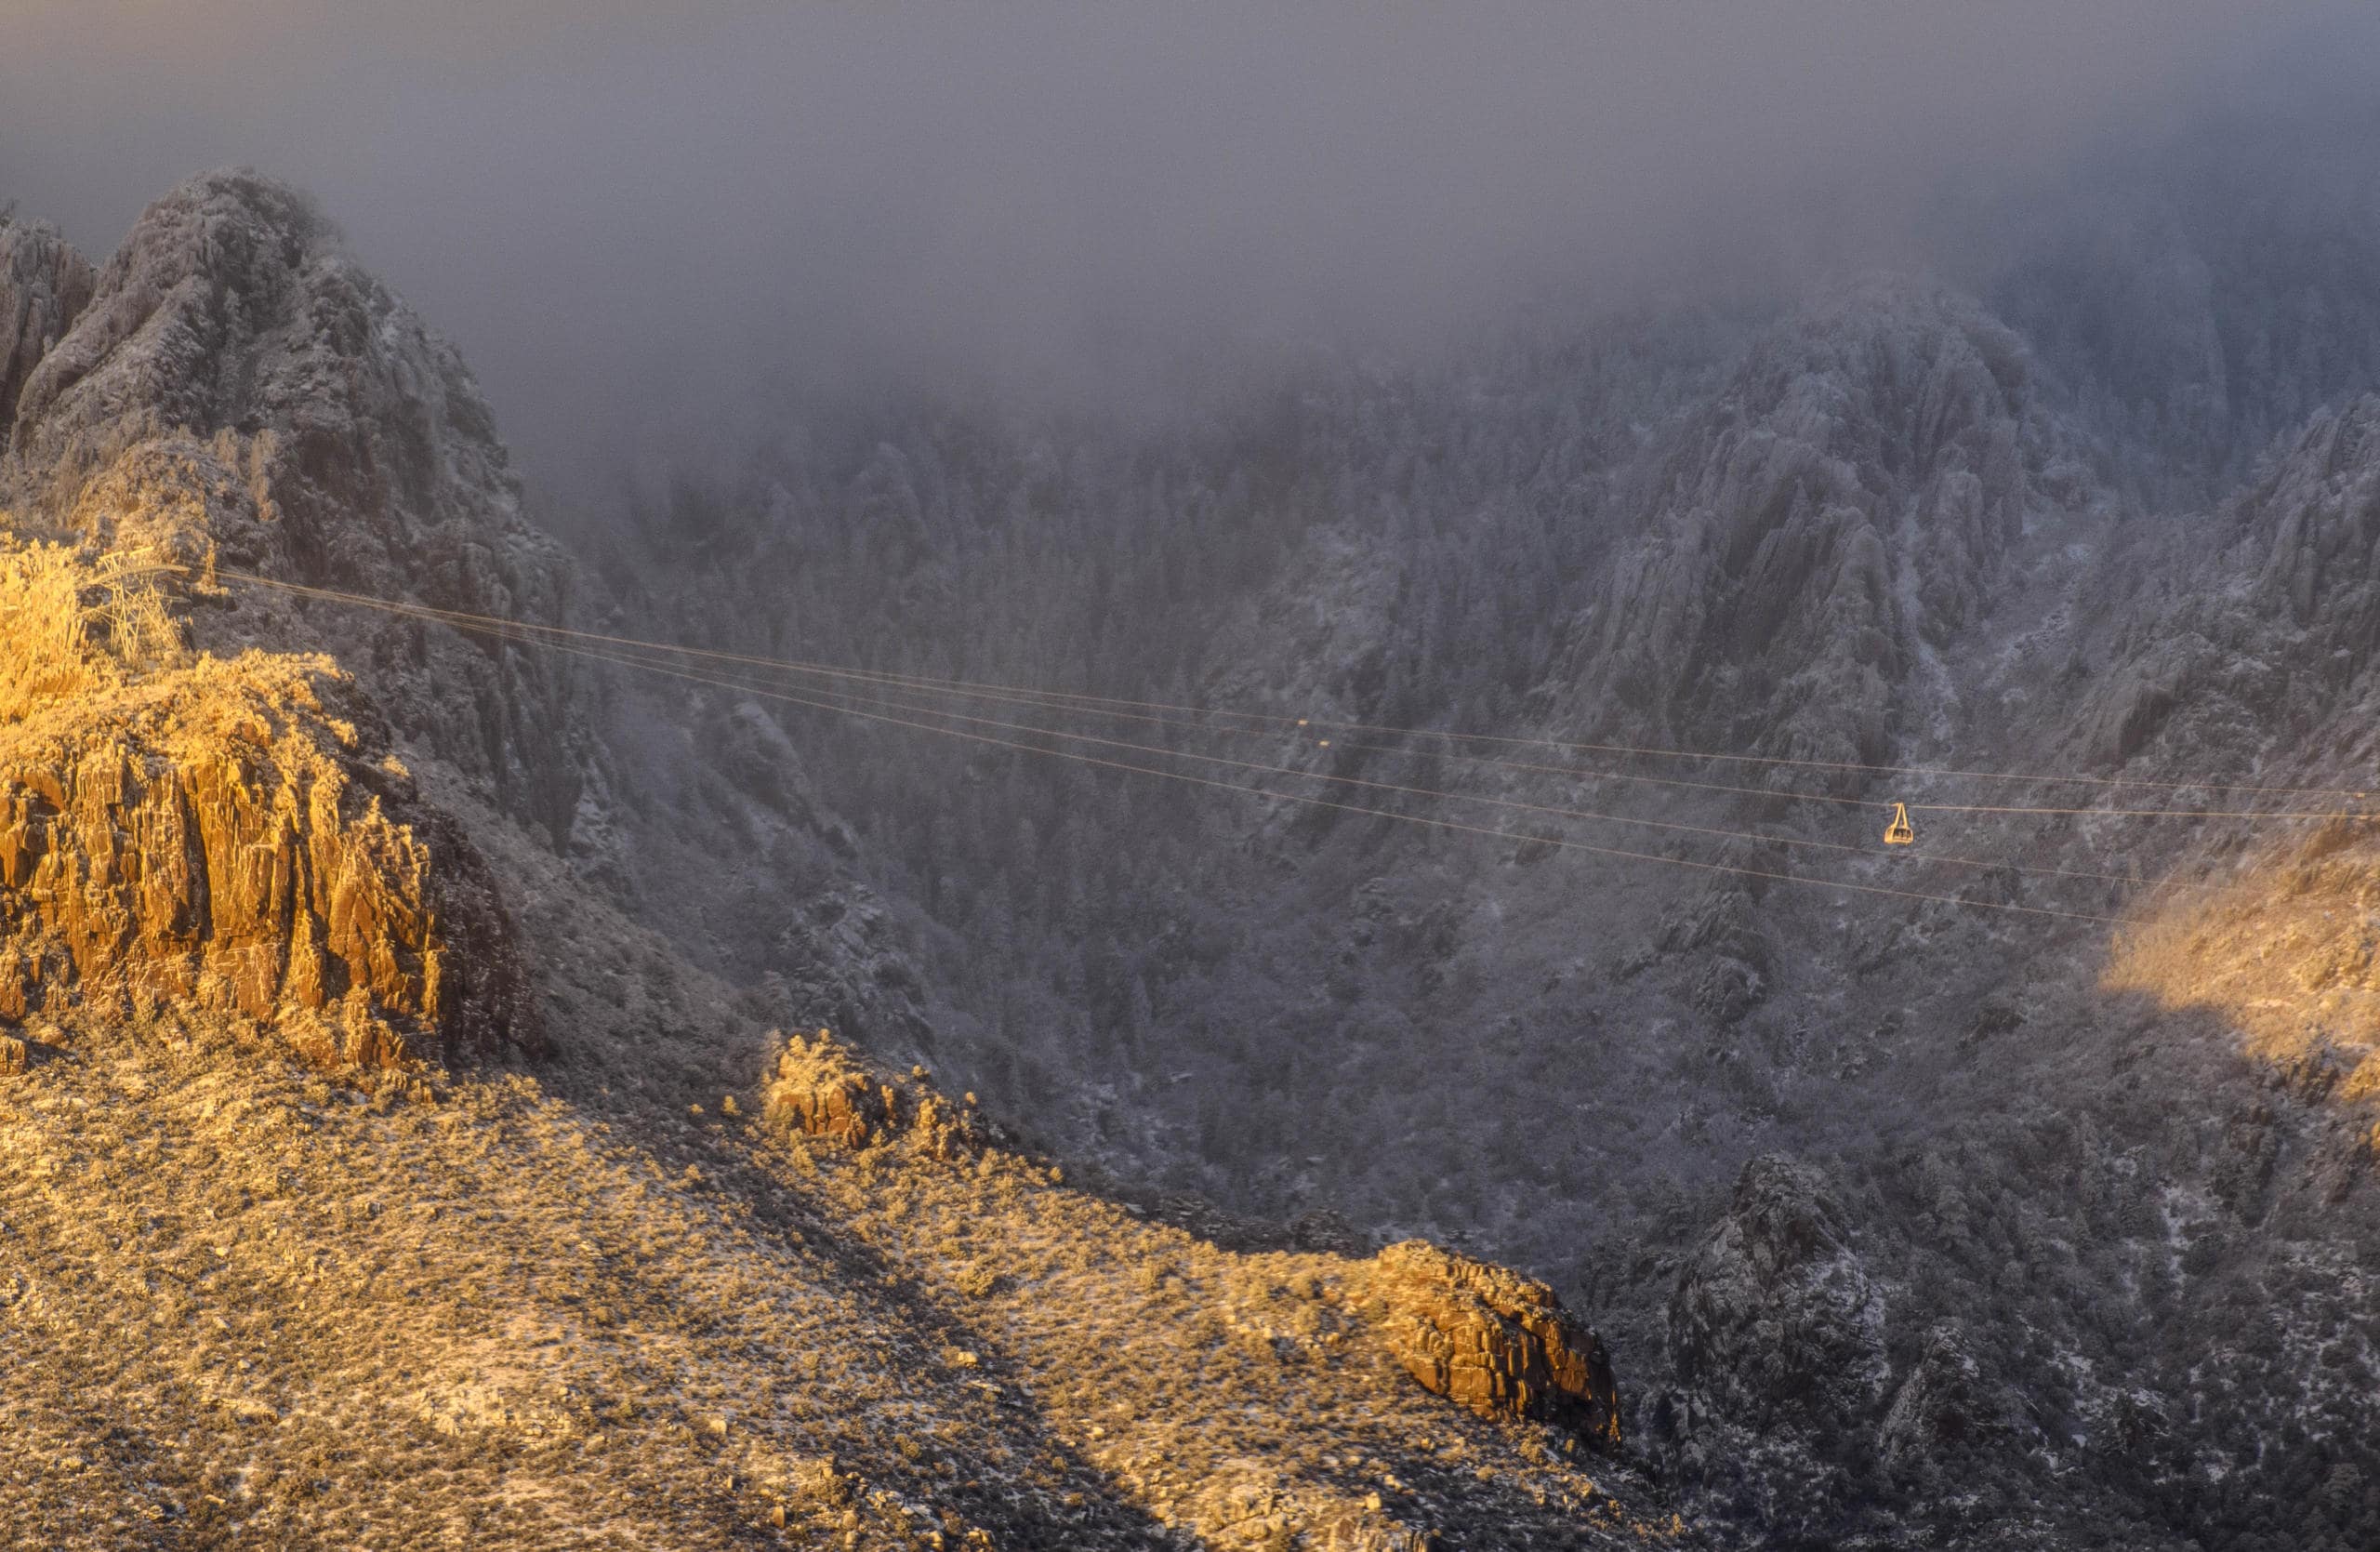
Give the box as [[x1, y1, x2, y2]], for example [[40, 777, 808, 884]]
[[3, 3, 2373, 503]]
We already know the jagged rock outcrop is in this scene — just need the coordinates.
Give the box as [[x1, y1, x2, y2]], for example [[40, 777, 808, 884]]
[[0, 542, 535, 1070], [1670, 1155, 1887, 1429], [1663, 1156, 1889, 1539], [4, 170, 591, 849], [1876, 1321, 2011, 1476], [2245, 392, 2380, 636], [1366, 1240, 1623, 1447], [2070, 394, 2380, 776], [2, 174, 937, 1082], [761, 1027, 990, 1161], [1575, 281, 2078, 775], [0, 217, 93, 443], [0, 171, 936, 1091]]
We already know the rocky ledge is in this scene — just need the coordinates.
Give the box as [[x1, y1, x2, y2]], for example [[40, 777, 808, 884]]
[[0, 542, 536, 1070], [762, 1024, 1626, 1447], [761, 1027, 994, 1162]]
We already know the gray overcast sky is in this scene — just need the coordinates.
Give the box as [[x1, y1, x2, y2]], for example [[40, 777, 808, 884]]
[[2, 2, 2372, 497]]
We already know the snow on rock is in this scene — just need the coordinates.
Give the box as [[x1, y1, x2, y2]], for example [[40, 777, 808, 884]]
[[1664, 1154, 1890, 1537], [6, 169, 590, 848], [1572, 280, 2063, 778], [0, 215, 93, 443]]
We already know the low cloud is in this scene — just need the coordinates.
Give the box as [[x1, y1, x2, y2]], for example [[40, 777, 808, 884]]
[[3, 2, 2372, 500]]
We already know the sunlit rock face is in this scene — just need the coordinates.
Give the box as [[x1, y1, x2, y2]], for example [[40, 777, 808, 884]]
[[0, 217, 94, 443], [0, 543, 536, 1069], [1, 172, 934, 1062], [1366, 1239, 1623, 1447], [760, 1026, 992, 1161], [2071, 391, 2380, 1136], [0, 176, 569, 1068], [0, 168, 929, 1081], [2104, 829, 2380, 1125], [5, 169, 591, 850]]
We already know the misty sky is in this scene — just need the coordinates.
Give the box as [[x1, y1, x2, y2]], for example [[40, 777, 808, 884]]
[[3, 2, 2372, 503]]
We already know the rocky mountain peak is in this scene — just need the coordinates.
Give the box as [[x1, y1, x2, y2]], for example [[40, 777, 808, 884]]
[[1574, 280, 2084, 776], [2242, 390, 2380, 630], [0, 539, 538, 1070], [3, 169, 591, 846], [12, 170, 512, 537]]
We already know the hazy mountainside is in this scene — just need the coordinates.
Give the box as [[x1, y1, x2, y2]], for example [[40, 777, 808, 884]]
[[8, 157, 2380, 1550], [592, 160, 2380, 1545], [0, 174, 1700, 1552], [1977, 111, 2380, 506], [1562, 281, 2069, 772]]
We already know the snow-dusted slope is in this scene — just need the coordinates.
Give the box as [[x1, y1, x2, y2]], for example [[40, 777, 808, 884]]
[[599, 244, 2380, 1546], [0, 171, 1707, 1552]]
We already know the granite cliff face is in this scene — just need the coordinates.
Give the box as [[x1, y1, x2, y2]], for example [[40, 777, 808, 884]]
[[0, 541, 535, 1069], [0, 172, 589, 1066], [1572, 282, 2079, 776], [2069, 391, 2380, 776]]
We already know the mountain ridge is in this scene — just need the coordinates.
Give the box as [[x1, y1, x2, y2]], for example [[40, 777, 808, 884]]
[[0, 169, 1692, 1552]]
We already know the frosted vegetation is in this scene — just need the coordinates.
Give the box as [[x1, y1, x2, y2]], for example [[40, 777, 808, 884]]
[[3, 105, 2380, 1549], [590, 126, 2380, 1549]]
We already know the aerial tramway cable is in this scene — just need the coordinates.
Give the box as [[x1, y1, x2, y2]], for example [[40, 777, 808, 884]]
[[190, 567, 2380, 824], [434, 617, 2131, 927], [192, 568, 2373, 801], [190, 564, 2345, 922], [551, 632, 2241, 899], [163, 569, 2160, 922]]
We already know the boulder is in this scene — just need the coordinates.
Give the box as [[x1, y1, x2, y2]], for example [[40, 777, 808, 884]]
[[761, 1028, 987, 1161], [1366, 1240, 1622, 1448]]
